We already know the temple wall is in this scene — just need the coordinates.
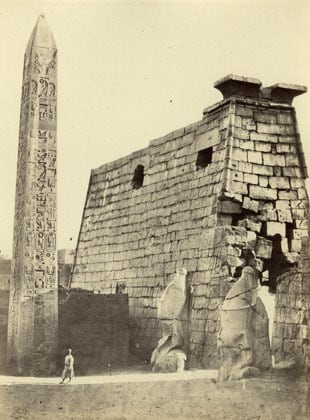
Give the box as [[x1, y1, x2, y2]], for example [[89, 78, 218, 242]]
[[71, 103, 230, 364], [71, 77, 309, 368]]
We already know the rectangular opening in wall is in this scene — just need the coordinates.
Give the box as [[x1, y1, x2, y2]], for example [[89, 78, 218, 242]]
[[196, 147, 213, 170]]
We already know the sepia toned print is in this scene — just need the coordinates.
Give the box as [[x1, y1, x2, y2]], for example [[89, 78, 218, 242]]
[[0, 2, 309, 419]]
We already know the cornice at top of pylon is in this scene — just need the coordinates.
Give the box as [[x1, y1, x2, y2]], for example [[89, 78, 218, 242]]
[[26, 14, 56, 52]]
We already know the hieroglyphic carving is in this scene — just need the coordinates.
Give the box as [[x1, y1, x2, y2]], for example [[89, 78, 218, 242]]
[[7, 17, 57, 375]]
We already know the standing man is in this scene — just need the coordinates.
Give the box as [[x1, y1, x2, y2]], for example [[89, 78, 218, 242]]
[[59, 349, 74, 384]]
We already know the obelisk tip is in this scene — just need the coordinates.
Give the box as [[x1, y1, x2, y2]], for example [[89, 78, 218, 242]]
[[26, 14, 56, 52]]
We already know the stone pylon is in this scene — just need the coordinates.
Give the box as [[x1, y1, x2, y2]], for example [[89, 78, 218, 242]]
[[7, 15, 58, 376]]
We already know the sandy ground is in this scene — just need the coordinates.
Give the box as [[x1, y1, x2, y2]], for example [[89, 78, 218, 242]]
[[0, 369, 309, 420]]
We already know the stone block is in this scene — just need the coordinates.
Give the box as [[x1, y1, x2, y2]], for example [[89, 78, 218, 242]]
[[277, 113, 293, 125], [218, 200, 242, 214], [232, 147, 247, 161], [244, 173, 258, 185], [232, 181, 248, 195], [285, 154, 299, 167], [247, 150, 262, 164], [263, 153, 286, 167], [278, 190, 297, 200], [290, 239, 302, 253], [257, 123, 294, 135], [297, 188, 307, 199], [246, 230, 257, 248], [291, 199, 308, 209], [220, 117, 230, 130], [242, 196, 259, 213], [252, 164, 273, 176], [275, 200, 290, 210], [258, 176, 268, 187], [195, 128, 220, 151], [238, 218, 262, 233], [265, 221, 286, 237], [295, 219, 308, 229], [239, 139, 255, 150], [293, 229, 308, 240], [273, 166, 281, 177], [278, 135, 296, 144], [250, 132, 278, 143], [276, 144, 290, 153], [242, 118, 256, 131], [268, 177, 290, 189], [257, 123, 280, 134], [231, 170, 244, 183], [255, 112, 277, 124], [249, 185, 277, 200], [236, 106, 253, 117], [238, 161, 252, 173], [290, 178, 304, 189], [277, 209, 292, 223], [255, 142, 271, 152], [255, 237, 273, 259]]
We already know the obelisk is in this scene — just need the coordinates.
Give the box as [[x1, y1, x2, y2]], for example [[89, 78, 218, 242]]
[[7, 15, 58, 376]]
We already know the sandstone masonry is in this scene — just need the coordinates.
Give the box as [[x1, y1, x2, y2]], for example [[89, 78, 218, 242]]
[[71, 75, 309, 368]]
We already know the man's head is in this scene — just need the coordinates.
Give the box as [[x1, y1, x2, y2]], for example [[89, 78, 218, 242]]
[[68, 348, 72, 355]]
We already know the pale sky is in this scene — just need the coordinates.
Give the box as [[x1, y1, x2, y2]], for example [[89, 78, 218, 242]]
[[0, 0, 310, 258]]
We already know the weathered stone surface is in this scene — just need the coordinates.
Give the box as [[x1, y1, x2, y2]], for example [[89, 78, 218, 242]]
[[247, 150, 262, 164], [151, 268, 189, 372], [249, 185, 277, 201], [7, 15, 58, 376], [218, 200, 242, 214], [70, 74, 309, 369], [263, 154, 286, 167], [242, 196, 259, 213], [238, 218, 262, 233], [255, 237, 273, 259], [217, 267, 271, 380]]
